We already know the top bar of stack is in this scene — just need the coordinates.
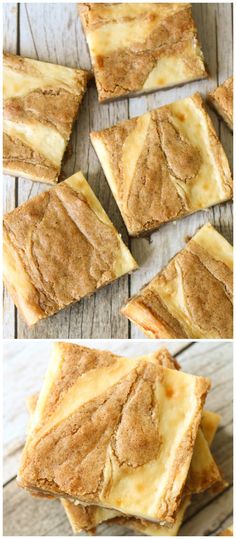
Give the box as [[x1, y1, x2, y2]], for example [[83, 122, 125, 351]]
[[18, 342, 210, 524]]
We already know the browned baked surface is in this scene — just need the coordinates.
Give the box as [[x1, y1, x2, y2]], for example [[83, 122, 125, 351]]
[[25, 347, 179, 532], [3, 172, 137, 326], [3, 52, 90, 183], [26, 348, 178, 423], [121, 224, 233, 339], [18, 342, 210, 523], [26, 382, 223, 536], [91, 93, 232, 236], [79, 3, 206, 102], [208, 77, 233, 130], [218, 528, 233, 537]]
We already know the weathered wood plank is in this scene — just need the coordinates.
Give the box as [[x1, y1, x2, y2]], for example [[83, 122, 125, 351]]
[[182, 488, 233, 536], [3, 3, 18, 339], [3, 483, 73, 537]]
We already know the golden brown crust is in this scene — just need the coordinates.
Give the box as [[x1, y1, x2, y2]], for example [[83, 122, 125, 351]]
[[62, 500, 116, 532], [3, 52, 90, 183], [91, 93, 232, 236], [26, 349, 220, 496], [79, 3, 206, 102], [218, 528, 233, 537], [26, 405, 223, 536], [25, 347, 180, 533], [20, 364, 165, 499], [3, 172, 137, 326], [18, 342, 210, 523], [26, 347, 178, 422], [123, 291, 188, 339], [122, 224, 233, 339], [35, 342, 131, 424], [150, 347, 180, 370], [3, 132, 58, 184], [208, 77, 233, 131], [92, 113, 185, 235]]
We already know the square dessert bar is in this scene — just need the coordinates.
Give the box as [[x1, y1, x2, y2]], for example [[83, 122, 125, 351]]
[[3, 171, 137, 326], [3, 52, 90, 183], [79, 3, 207, 102], [91, 93, 232, 236], [26, 352, 221, 536], [18, 342, 210, 524], [208, 77, 233, 131], [122, 223, 233, 339]]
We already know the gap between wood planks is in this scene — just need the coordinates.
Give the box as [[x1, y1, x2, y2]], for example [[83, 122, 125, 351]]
[[210, 510, 233, 537], [173, 341, 195, 357]]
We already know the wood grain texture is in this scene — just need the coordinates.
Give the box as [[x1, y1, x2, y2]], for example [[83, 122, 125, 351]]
[[2, 3, 233, 339], [3, 3, 18, 339], [3, 341, 233, 536]]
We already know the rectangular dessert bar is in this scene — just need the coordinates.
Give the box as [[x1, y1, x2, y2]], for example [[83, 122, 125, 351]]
[[26, 355, 221, 536], [3, 171, 137, 326], [79, 3, 207, 102], [18, 342, 210, 524], [3, 52, 90, 183], [91, 93, 232, 236], [121, 224, 233, 339], [208, 76, 233, 130]]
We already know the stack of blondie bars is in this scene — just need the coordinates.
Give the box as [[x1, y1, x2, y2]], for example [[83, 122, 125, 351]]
[[18, 342, 225, 536]]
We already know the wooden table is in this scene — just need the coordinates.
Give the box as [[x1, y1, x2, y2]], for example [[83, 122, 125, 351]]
[[3, 3, 233, 339], [3, 340, 233, 536]]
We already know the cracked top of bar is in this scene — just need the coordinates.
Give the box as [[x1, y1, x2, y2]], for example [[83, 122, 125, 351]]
[[18, 341, 210, 523], [3, 52, 90, 183], [91, 93, 232, 236], [79, 3, 207, 102], [122, 223, 233, 339], [3, 171, 137, 326]]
